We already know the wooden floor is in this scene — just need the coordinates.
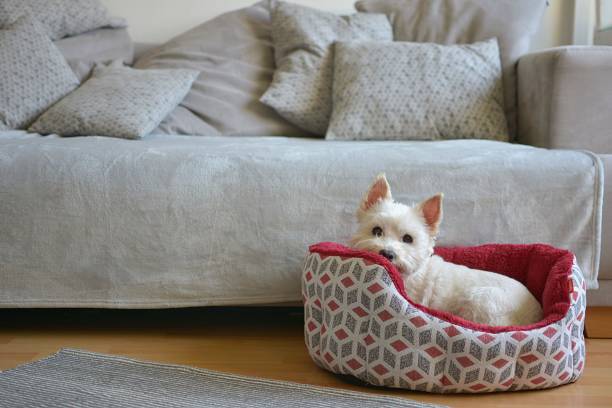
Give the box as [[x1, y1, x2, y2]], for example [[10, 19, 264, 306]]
[[1, 308, 611, 407]]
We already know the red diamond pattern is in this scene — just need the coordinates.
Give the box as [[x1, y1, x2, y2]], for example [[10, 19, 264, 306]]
[[543, 327, 557, 338], [444, 326, 460, 337], [477, 334, 495, 344], [425, 346, 443, 358], [492, 358, 508, 369], [406, 370, 422, 381], [373, 364, 389, 376], [324, 352, 333, 363], [346, 358, 363, 370], [335, 329, 348, 340], [409, 316, 427, 328], [520, 354, 539, 364], [340, 276, 354, 287], [553, 351, 565, 361], [456, 356, 474, 368], [367, 282, 383, 294], [390, 339, 408, 352], [302, 251, 586, 393], [307, 321, 317, 332], [511, 332, 528, 342], [352, 306, 368, 318], [378, 310, 393, 322]]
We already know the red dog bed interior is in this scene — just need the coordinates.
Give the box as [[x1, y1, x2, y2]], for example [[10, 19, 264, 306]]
[[310, 243, 574, 334]]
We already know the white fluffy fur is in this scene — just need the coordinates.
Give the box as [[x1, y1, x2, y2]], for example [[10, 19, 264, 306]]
[[350, 174, 543, 326]]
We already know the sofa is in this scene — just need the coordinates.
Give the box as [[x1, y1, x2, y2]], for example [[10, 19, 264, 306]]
[[0, 1, 609, 310]]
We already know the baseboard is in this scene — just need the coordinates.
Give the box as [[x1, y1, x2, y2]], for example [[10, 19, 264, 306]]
[[585, 307, 612, 338]]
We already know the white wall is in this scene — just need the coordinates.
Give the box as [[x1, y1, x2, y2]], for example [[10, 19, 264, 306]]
[[101, 0, 355, 44], [532, 0, 575, 49], [102, 0, 576, 50]]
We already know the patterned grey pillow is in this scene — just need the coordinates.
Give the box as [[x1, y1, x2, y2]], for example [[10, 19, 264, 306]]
[[355, 0, 548, 140], [0, 0, 126, 40], [29, 66, 199, 139], [0, 16, 79, 129], [326, 39, 509, 141], [260, 1, 392, 135]]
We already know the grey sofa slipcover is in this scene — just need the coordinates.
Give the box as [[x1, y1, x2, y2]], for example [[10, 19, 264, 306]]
[[0, 132, 603, 307]]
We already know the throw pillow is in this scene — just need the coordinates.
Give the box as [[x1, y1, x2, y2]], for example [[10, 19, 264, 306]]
[[326, 39, 508, 141], [0, 16, 79, 129], [354, 0, 547, 139], [0, 0, 126, 40], [29, 66, 199, 139], [260, 1, 393, 135]]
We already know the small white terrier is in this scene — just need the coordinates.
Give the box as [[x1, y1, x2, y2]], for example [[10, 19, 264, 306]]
[[350, 174, 543, 327]]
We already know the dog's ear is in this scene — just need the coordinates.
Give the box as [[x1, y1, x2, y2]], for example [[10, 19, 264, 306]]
[[417, 193, 443, 236], [359, 173, 392, 214]]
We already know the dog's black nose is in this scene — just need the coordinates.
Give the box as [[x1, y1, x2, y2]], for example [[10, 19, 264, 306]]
[[379, 249, 395, 261]]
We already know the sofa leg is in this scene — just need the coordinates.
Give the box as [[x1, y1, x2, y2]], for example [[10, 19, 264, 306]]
[[585, 307, 612, 338]]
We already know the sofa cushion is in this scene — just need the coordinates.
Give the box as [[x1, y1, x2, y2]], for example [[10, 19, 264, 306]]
[[134, 1, 305, 137], [0, 16, 79, 129], [260, 1, 393, 135], [0, 134, 602, 307], [355, 0, 547, 139], [326, 39, 508, 141]]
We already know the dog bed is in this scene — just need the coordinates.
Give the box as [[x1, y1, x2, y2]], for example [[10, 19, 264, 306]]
[[302, 242, 586, 393]]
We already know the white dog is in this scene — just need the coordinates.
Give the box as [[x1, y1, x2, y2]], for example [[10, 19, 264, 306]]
[[350, 174, 543, 327]]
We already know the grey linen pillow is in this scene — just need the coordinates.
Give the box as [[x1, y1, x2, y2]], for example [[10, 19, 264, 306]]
[[30, 66, 199, 139], [326, 39, 508, 141], [134, 1, 304, 137], [0, 0, 126, 40], [260, 1, 393, 135], [354, 0, 547, 139], [0, 16, 79, 129]]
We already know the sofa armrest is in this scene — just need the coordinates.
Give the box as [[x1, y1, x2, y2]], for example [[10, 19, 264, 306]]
[[518, 46, 612, 154]]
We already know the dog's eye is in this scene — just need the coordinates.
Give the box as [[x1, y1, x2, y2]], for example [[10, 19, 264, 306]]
[[402, 234, 413, 244], [372, 226, 383, 237]]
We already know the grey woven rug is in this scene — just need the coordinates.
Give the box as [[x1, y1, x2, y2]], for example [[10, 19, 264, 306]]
[[0, 349, 444, 408]]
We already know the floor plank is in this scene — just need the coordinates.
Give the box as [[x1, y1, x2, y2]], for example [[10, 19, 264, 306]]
[[0, 308, 610, 407]]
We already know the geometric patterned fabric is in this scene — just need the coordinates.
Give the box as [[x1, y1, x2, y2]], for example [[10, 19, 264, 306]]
[[302, 243, 586, 393]]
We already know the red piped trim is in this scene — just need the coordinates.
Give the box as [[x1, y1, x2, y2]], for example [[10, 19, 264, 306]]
[[308, 242, 574, 334]]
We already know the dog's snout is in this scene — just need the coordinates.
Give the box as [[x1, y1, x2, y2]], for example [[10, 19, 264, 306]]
[[379, 249, 396, 261]]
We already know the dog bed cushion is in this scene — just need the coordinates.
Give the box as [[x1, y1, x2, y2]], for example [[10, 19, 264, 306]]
[[302, 242, 586, 393]]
